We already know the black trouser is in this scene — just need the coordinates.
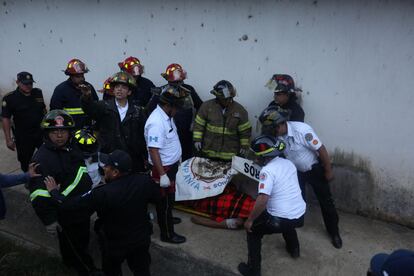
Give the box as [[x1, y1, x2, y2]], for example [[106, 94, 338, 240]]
[[100, 241, 151, 276], [156, 193, 175, 239], [57, 220, 95, 276], [154, 163, 179, 239], [15, 134, 42, 172], [177, 129, 194, 162], [298, 163, 339, 236], [247, 211, 304, 272]]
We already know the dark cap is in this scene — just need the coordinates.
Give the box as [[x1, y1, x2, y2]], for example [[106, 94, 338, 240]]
[[17, 71, 35, 84], [99, 150, 132, 173], [370, 249, 414, 276]]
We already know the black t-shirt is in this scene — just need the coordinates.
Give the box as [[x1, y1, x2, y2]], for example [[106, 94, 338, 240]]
[[1, 88, 46, 136]]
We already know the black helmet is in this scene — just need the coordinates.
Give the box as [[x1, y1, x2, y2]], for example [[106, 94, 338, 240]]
[[210, 80, 236, 98], [74, 128, 99, 156], [250, 135, 286, 158], [159, 84, 190, 108], [259, 106, 289, 127], [41, 110, 75, 130], [109, 71, 136, 89]]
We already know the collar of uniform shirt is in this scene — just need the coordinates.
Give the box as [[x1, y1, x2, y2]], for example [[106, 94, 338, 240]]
[[286, 121, 295, 138], [156, 105, 173, 132]]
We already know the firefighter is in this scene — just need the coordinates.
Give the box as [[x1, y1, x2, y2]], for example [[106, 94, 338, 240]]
[[99, 76, 114, 101], [259, 106, 342, 249], [144, 84, 190, 244], [50, 59, 99, 129], [28, 110, 97, 275], [44, 150, 160, 276], [1, 72, 46, 171], [118, 56, 155, 106], [238, 135, 306, 276], [193, 80, 251, 161], [148, 63, 203, 161], [80, 71, 148, 173], [266, 74, 305, 122]]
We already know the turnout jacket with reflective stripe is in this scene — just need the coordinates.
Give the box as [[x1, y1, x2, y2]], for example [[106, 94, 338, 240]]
[[50, 79, 98, 129], [193, 99, 251, 161], [28, 140, 93, 226]]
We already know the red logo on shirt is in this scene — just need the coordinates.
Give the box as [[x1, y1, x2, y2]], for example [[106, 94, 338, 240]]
[[312, 139, 319, 145], [259, 183, 265, 189]]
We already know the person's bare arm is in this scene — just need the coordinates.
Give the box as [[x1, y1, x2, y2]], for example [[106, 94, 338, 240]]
[[191, 216, 244, 230], [317, 145, 333, 181], [148, 147, 165, 176], [2, 118, 15, 151], [244, 194, 269, 232]]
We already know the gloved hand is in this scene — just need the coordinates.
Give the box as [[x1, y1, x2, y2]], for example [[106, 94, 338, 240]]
[[45, 221, 61, 236], [159, 174, 171, 188], [194, 142, 202, 151]]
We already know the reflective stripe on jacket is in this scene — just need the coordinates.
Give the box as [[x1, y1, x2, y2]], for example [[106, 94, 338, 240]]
[[193, 99, 251, 161]]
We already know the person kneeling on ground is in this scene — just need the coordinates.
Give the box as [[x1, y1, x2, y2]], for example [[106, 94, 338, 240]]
[[238, 135, 306, 276]]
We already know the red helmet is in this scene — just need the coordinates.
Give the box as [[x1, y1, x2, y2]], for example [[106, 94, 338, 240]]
[[118, 56, 144, 77], [161, 63, 187, 82], [98, 77, 114, 96], [64, 59, 89, 75]]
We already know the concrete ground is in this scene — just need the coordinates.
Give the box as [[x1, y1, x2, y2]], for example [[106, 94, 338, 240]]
[[0, 130, 413, 275]]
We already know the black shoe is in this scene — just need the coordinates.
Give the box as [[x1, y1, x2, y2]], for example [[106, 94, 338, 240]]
[[286, 246, 300, 259], [160, 233, 186, 244], [331, 234, 343, 249], [237, 262, 261, 276], [173, 217, 182, 224]]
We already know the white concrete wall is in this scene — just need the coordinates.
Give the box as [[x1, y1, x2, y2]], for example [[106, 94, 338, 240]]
[[1, 0, 414, 224]]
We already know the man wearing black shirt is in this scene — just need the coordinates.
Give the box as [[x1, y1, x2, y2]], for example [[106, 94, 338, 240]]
[[45, 150, 160, 276], [1, 72, 46, 171], [50, 59, 98, 129]]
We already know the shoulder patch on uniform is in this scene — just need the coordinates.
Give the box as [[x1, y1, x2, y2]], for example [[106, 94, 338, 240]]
[[312, 139, 319, 145], [305, 133, 313, 141], [259, 183, 265, 189], [259, 172, 267, 181]]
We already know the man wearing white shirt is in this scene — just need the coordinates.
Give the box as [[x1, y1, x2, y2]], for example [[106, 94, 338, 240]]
[[259, 106, 342, 249], [238, 135, 306, 276], [145, 85, 190, 244], [81, 72, 148, 173]]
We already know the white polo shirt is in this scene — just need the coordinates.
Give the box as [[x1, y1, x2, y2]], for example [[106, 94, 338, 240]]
[[258, 157, 306, 219], [280, 121, 322, 172], [144, 105, 182, 166]]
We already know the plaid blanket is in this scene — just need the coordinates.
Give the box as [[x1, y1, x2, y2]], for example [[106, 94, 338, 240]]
[[181, 184, 255, 222]]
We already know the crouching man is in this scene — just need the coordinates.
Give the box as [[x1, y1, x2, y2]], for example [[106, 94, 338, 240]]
[[238, 135, 306, 276], [45, 150, 160, 276]]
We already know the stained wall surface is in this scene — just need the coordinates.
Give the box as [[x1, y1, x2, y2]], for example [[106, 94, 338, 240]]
[[1, 0, 413, 225]]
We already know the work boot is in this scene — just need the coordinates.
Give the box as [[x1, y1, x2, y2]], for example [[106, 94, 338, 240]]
[[285, 245, 300, 259], [237, 262, 261, 276], [331, 233, 343, 249], [160, 233, 186, 244]]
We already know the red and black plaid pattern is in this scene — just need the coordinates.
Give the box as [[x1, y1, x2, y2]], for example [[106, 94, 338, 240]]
[[185, 185, 255, 222]]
